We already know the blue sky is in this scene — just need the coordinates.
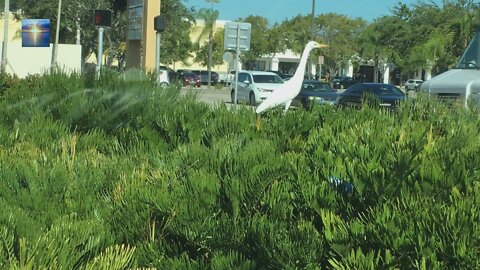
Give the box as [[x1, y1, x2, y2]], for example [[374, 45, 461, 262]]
[[185, 0, 424, 23]]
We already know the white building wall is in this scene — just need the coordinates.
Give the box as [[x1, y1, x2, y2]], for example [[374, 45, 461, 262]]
[[0, 41, 81, 78]]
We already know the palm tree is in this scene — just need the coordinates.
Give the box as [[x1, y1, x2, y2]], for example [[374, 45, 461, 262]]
[[422, 29, 452, 78], [195, 8, 219, 89]]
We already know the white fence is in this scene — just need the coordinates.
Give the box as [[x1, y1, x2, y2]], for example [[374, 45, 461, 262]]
[[0, 41, 81, 78]]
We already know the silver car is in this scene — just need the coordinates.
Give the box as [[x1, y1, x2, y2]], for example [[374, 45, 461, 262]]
[[404, 79, 423, 91], [231, 71, 284, 105]]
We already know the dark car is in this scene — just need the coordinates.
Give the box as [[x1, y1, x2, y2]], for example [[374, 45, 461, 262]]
[[180, 72, 201, 87], [293, 80, 338, 109], [333, 76, 357, 89], [336, 83, 406, 109], [193, 70, 219, 85]]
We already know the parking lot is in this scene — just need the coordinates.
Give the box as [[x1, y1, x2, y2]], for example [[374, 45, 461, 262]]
[[180, 85, 232, 105], [179, 84, 413, 107]]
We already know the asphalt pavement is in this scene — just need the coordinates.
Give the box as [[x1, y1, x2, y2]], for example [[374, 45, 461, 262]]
[[180, 85, 232, 106], [179, 84, 413, 107]]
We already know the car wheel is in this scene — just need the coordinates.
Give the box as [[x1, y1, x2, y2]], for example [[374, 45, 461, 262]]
[[301, 98, 311, 110], [249, 92, 256, 106]]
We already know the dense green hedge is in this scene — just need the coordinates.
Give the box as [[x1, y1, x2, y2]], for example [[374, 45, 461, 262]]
[[0, 71, 479, 269]]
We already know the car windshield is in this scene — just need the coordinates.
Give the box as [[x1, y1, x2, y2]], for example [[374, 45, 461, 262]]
[[252, 74, 284, 84], [456, 31, 480, 69], [302, 82, 334, 92], [369, 84, 404, 96]]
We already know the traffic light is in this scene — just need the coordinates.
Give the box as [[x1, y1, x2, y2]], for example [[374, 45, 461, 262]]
[[154, 15, 166, 32], [92, 10, 112, 27]]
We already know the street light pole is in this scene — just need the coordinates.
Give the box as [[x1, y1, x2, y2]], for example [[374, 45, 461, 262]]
[[51, 0, 62, 71], [1, 0, 9, 73], [311, 0, 315, 39], [308, 0, 316, 79]]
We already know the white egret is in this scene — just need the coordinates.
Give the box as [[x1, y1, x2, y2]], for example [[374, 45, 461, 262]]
[[255, 41, 327, 114]]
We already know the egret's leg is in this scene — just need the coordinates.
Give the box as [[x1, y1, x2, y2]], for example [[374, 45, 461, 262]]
[[284, 100, 292, 112]]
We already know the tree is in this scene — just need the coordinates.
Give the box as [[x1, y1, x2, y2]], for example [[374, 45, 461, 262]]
[[195, 8, 219, 88], [316, 13, 366, 83], [277, 15, 313, 54], [235, 16, 276, 70], [195, 29, 224, 68], [159, 0, 195, 67]]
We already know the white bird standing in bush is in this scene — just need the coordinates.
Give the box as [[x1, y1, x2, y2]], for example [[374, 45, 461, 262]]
[[255, 41, 327, 114]]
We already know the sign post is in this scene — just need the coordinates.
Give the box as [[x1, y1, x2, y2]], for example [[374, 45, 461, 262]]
[[93, 9, 112, 79], [223, 52, 233, 86], [154, 15, 165, 85], [224, 22, 251, 105], [318, 55, 324, 81]]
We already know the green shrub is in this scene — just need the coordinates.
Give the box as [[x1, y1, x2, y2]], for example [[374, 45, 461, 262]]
[[1, 71, 480, 269]]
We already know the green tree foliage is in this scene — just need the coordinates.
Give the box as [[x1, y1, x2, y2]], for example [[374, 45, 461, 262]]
[[316, 13, 366, 82], [389, 0, 480, 76], [277, 15, 313, 54], [195, 29, 224, 68], [195, 8, 219, 88], [160, 0, 196, 66], [236, 16, 275, 70]]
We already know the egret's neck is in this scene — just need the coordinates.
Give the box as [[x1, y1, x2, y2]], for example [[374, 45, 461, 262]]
[[291, 45, 314, 81]]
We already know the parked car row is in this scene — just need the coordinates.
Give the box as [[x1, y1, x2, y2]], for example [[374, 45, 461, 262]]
[[177, 69, 219, 85], [230, 71, 406, 110]]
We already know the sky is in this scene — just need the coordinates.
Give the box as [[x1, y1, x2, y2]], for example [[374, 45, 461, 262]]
[[185, 0, 424, 24]]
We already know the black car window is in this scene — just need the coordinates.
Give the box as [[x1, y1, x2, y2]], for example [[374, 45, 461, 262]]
[[347, 84, 364, 94], [252, 74, 283, 84], [302, 82, 334, 92], [370, 84, 404, 96], [237, 73, 247, 82]]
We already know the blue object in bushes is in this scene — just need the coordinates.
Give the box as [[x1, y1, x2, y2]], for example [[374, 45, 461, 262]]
[[329, 176, 354, 194]]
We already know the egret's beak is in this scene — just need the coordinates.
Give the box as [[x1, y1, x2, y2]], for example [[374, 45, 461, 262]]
[[314, 42, 328, 48]]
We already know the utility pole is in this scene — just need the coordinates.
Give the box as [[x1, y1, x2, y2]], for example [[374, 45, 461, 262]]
[[308, 0, 316, 79], [1, 0, 9, 73], [311, 0, 315, 39], [51, 0, 62, 71]]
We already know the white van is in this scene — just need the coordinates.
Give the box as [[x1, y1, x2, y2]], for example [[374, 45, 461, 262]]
[[420, 30, 480, 107], [231, 71, 284, 105]]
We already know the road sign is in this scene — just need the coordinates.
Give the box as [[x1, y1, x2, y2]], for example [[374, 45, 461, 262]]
[[318, 55, 324, 65], [224, 22, 251, 51], [223, 52, 233, 64], [224, 22, 251, 105]]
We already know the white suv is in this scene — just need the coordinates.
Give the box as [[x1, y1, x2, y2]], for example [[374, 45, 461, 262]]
[[231, 71, 284, 105], [404, 79, 423, 91]]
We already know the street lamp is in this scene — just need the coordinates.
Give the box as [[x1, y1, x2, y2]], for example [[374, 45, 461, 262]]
[[308, 0, 316, 79]]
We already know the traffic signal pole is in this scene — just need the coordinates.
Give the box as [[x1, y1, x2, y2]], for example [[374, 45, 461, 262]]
[[155, 31, 161, 83], [96, 27, 105, 79]]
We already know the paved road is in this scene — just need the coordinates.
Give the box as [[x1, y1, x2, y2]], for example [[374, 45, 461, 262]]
[[180, 85, 232, 105]]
